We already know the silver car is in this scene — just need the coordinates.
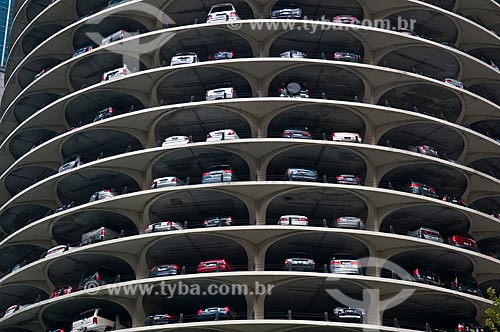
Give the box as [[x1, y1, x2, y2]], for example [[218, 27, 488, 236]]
[[334, 216, 364, 229], [162, 135, 191, 146], [329, 257, 362, 274], [89, 189, 119, 202], [443, 78, 464, 89], [145, 221, 184, 233], [202, 165, 236, 184], [58, 155, 84, 173], [280, 50, 307, 58], [407, 227, 443, 243], [80, 226, 120, 246]]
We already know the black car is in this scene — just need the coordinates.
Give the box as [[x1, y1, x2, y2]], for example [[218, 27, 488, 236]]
[[77, 267, 119, 290], [442, 195, 466, 206], [412, 267, 442, 287], [144, 314, 175, 326], [450, 274, 479, 296], [93, 107, 114, 122], [333, 50, 362, 62], [283, 252, 315, 271], [149, 264, 179, 278], [335, 174, 362, 185], [332, 307, 364, 323], [281, 127, 312, 139], [455, 321, 484, 332], [403, 180, 437, 198], [408, 145, 440, 158], [285, 168, 318, 182], [271, 3, 302, 19]]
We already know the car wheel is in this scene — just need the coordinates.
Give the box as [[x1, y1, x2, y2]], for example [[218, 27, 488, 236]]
[[105, 327, 112, 331]]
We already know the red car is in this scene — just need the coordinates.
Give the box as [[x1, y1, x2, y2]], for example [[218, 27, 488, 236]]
[[447, 235, 479, 252], [197, 259, 232, 273], [50, 285, 74, 298]]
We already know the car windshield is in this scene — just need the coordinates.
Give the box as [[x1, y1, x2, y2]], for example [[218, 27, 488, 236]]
[[211, 5, 234, 12], [274, 3, 298, 10], [74, 310, 96, 321], [208, 165, 231, 172]]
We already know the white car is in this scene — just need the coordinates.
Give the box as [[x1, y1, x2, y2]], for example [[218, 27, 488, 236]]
[[71, 308, 124, 332], [170, 52, 199, 66], [102, 64, 134, 81], [206, 87, 237, 100], [206, 129, 239, 141], [490, 61, 499, 71], [45, 244, 70, 258], [162, 135, 191, 146], [145, 221, 184, 233], [101, 29, 134, 45], [151, 176, 185, 189], [443, 78, 464, 89], [207, 3, 240, 23], [3, 304, 27, 318], [278, 215, 309, 226], [280, 50, 307, 58], [331, 132, 362, 143]]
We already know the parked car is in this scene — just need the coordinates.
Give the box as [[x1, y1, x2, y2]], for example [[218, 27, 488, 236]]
[[198, 307, 235, 320], [443, 78, 464, 89], [455, 321, 484, 332], [45, 244, 70, 258], [102, 64, 134, 81], [412, 267, 442, 286], [336, 174, 362, 185], [203, 216, 233, 227], [446, 234, 479, 252], [170, 52, 199, 66], [145, 221, 183, 233], [101, 29, 134, 45], [407, 227, 443, 243], [144, 314, 175, 326], [271, 3, 303, 19], [77, 268, 119, 290], [80, 226, 120, 246], [149, 264, 179, 278], [206, 129, 239, 141], [334, 216, 364, 229], [284, 252, 315, 271], [209, 50, 234, 60], [151, 176, 185, 189], [281, 127, 312, 139], [201, 165, 236, 183], [206, 86, 237, 100], [332, 132, 362, 143], [280, 50, 307, 58], [50, 285, 74, 298], [332, 307, 364, 323], [8, 260, 27, 273], [398, 28, 417, 36], [70, 308, 124, 332], [34, 67, 50, 80], [55, 201, 75, 213], [403, 180, 437, 198], [72, 45, 93, 58], [3, 304, 25, 318], [489, 60, 499, 71], [89, 189, 119, 202], [442, 195, 466, 206], [278, 215, 309, 226], [329, 257, 362, 274], [93, 107, 114, 122], [107, 0, 126, 7], [206, 3, 239, 23], [450, 274, 479, 295], [197, 259, 233, 273], [333, 50, 362, 62], [285, 168, 318, 182], [162, 135, 191, 146], [409, 145, 440, 157], [332, 15, 361, 24], [279, 82, 310, 98], [58, 155, 84, 173]]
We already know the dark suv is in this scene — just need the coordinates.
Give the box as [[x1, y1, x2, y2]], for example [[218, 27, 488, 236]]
[[412, 267, 442, 287], [450, 274, 479, 295], [77, 267, 120, 290], [283, 252, 315, 271], [403, 180, 437, 198]]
